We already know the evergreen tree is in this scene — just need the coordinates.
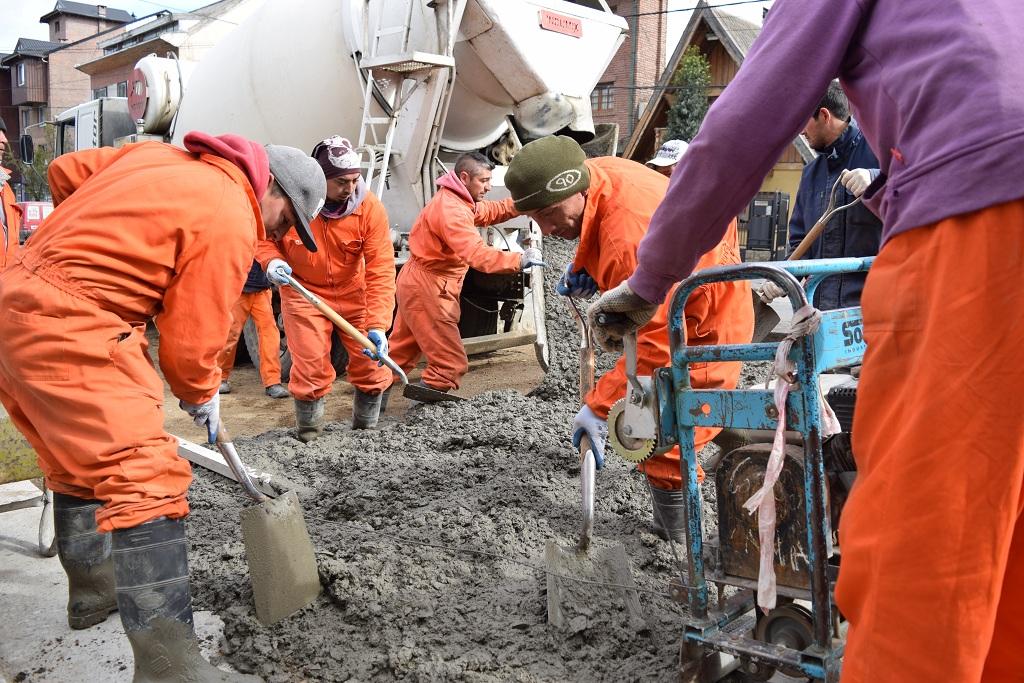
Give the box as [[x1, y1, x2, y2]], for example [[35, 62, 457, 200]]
[[665, 46, 711, 142]]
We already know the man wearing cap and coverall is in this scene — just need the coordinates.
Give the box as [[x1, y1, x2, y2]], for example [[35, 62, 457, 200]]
[[587, 1, 1024, 680], [260, 136, 395, 440], [0, 116, 22, 269], [505, 136, 753, 541], [0, 132, 325, 681], [387, 152, 545, 396]]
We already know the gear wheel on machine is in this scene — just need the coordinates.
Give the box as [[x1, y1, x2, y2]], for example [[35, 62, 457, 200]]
[[607, 398, 657, 463]]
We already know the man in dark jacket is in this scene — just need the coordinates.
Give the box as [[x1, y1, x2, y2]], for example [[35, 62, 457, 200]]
[[787, 80, 881, 309]]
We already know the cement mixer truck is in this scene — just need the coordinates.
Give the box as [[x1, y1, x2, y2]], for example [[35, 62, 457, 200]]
[[53, 0, 628, 369]]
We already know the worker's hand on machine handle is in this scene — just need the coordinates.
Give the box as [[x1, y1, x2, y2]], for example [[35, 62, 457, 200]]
[[362, 329, 389, 366], [839, 168, 873, 198], [556, 264, 598, 298], [179, 393, 221, 444], [572, 405, 607, 469], [266, 258, 292, 286], [520, 247, 548, 270], [587, 281, 659, 352], [758, 280, 787, 303]]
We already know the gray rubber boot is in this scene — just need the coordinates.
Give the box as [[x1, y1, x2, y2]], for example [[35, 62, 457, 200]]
[[378, 386, 392, 415], [112, 517, 261, 682], [55, 493, 118, 629], [294, 398, 325, 443], [649, 485, 687, 543], [351, 389, 383, 430]]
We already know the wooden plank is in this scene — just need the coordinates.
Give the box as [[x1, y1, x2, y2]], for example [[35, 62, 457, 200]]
[[462, 331, 536, 356], [176, 437, 278, 498]]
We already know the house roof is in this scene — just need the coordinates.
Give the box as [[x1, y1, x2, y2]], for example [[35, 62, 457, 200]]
[[0, 38, 62, 65], [40, 1, 134, 25]]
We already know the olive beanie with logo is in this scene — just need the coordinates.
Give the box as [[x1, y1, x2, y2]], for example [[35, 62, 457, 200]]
[[505, 135, 590, 211]]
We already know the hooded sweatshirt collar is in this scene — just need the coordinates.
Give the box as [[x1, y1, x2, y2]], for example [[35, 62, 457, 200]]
[[436, 170, 474, 205], [182, 132, 271, 200]]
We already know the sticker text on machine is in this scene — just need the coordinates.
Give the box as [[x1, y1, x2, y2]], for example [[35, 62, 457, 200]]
[[539, 10, 582, 38]]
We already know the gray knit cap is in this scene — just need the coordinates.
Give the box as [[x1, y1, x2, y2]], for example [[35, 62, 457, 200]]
[[505, 135, 590, 211]]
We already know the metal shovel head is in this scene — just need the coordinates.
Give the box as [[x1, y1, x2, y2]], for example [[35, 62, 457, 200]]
[[403, 382, 465, 403], [240, 489, 321, 625], [752, 291, 782, 343], [544, 538, 646, 631]]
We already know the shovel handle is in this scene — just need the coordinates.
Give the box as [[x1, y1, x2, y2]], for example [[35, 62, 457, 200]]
[[578, 436, 596, 552], [215, 425, 269, 503]]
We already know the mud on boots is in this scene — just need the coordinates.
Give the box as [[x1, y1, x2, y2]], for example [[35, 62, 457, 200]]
[[351, 389, 383, 429], [294, 397, 325, 443], [54, 493, 118, 629], [112, 516, 261, 682], [648, 485, 686, 543]]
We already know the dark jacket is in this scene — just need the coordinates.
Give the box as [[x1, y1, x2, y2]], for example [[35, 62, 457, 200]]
[[788, 121, 882, 310], [243, 260, 271, 293]]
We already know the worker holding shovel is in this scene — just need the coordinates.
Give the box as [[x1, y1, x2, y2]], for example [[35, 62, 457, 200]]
[[587, 0, 1024, 679], [0, 133, 324, 682], [505, 135, 754, 542], [259, 136, 395, 440]]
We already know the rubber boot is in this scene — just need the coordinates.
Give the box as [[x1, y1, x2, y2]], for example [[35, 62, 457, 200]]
[[54, 493, 118, 629], [649, 485, 687, 543], [351, 389, 383, 430], [294, 398, 325, 443], [112, 517, 261, 682], [378, 386, 392, 415]]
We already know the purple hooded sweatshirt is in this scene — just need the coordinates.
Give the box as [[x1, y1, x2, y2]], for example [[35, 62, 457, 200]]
[[629, 0, 1024, 304]]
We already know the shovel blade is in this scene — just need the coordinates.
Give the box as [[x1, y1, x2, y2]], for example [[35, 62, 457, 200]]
[[751, 293, 782, 343], [544, 538, 645, 631], [402, 383, 464, 403], [240, 490, 321, 625]]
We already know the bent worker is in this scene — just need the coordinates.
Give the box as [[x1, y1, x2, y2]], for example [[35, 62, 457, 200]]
[[505, 135, 753, 541], [0, 116, 22, 269], [216, 260, 290, 398], [260, 136, 395, 440], [387, 152, 544, 397], [587, 1, 1024, 680], [0, 133, 324, 681]]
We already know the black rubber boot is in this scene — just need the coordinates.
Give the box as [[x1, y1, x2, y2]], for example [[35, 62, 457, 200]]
[[294, 398, 325, 443], [378, 385, 392, 415], [351, 389, 383, 430], [54, 493, 118, 629], [649, 485, 687, 543], [112, 517, 261, 682]]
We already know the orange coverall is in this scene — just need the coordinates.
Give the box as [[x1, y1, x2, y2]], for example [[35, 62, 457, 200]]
[[257, 191, 395, 400], [1, 167, 21, 269], [574, 158, 753, 489], [388, 172, 521, 390], [836, 198, 1024, 682], [0, 142, 262, 531], [216, 289, 281, 387]]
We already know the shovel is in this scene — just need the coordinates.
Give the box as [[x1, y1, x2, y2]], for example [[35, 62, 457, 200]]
[[215, 424, 321, 625], [751, 178, 862, 342], [544, 296, 644, 629]]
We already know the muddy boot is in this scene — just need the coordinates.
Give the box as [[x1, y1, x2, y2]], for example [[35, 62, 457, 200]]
[[112, 517, 261, 682], [294, 398, 325, 443], [351, 389, 383, 430], [649, 485, 687, 543], [378, 385, 392, 414], [55, 493, 118, 629]]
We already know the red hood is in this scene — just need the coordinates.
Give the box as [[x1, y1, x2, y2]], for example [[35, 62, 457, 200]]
[[436, 170, 474, 205], [182, 132, 270, 201]]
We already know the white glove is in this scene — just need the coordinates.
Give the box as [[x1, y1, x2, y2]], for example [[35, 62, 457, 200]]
[[179, 393, 221, 443], [266, 258, 292, 286], [587, 281, 659, 352], [571, 405, 607, 469], [758, 280, 786, 303], [839, 168, 872, 198], [520, 247, 548, 270]]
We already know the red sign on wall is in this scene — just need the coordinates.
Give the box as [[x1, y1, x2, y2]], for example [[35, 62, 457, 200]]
[[539, 10, 582, 38]]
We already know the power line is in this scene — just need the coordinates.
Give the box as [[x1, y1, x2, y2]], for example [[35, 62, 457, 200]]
[[618, 0, 772, 19]]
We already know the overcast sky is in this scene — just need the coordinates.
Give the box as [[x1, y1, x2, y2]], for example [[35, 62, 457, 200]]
[[3, 0, 774, 58]]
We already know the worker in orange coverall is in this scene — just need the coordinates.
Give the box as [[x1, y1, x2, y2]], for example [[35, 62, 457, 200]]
[[216, 260, 289, 399], [0, 116, 22, 269], [260, 136, 395, 440], [0, 133, 324, 682], [505, 136, 753, 542], [388, 152, 545, 397]]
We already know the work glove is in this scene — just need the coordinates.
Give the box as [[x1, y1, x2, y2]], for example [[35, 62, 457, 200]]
[[758, 280, 786, 303], [179, 393, 221, 443], [572, 405, 607, 469], [266, 258, 292, 286], [587, 281, 659, 352], [839, 168, 873, 198], [362, 329, 389, 366], [520, 247, 548, 270], [556, 264, 598, 298]]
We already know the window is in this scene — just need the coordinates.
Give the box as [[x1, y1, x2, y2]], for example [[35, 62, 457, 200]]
[[93, 86, 108, 98], [591, 82, 614, 111], [16, 63, 25, 87], [117, 80, 128, 97], [21, 108, 31, 129]]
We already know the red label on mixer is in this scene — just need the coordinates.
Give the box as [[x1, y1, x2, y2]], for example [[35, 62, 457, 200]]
[[539, 10, 582, 38]]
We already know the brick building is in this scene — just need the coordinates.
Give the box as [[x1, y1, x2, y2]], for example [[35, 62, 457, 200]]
[[591, 0, 668, 153]]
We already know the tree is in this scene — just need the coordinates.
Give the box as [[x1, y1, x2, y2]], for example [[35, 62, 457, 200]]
[[665, 46, 712, 142], [3, 129, 54, 201]]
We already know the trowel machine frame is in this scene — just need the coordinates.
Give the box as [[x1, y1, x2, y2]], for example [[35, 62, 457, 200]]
[[616, 257, 872, 682]]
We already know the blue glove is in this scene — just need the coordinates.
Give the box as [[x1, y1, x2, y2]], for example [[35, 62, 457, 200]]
[[571, 405, 607, 469], [556, 264, 598, 298], [179, 393, 221, 443], [266, 258, 292, 286], [362, 329, 388, 366]]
